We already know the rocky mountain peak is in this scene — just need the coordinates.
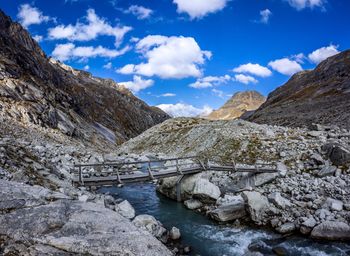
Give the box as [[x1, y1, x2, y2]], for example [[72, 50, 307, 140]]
[[0, 9, 169, 146], [248, 50, 350, 129], [206, 90, 266, 120]]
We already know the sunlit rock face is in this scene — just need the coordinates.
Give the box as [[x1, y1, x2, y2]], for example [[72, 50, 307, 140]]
[[248, 50, 350, 129], [0, 10, 169, 146], [206, 90, 266, 120]]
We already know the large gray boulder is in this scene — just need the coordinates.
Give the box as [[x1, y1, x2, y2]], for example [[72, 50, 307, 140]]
[[242, 191, 270, 224], [132, 214, 169, 243], [192, 178, 221, 203], [311, 221, 350, 241], [115, 200, 136, 219], [209, 202, 246, 222], [0, 180, 172, 256], [268, 192, 291, 210], [316, 165, 337, 177], [322, 143, 350, 166]]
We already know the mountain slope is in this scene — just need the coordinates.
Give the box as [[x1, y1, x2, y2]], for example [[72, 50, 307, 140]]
[[248, 50, 350, 129], [207, 91, 266, 120], [0, 10, 169, 146]]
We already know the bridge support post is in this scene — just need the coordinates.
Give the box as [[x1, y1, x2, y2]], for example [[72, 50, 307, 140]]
[[176, 175, 184, 202]]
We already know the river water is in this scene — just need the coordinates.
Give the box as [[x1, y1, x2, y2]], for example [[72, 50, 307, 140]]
[[99, 183, 350, 256]]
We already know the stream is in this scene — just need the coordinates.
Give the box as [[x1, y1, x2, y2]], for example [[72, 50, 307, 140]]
[[99, 183, 350, 256]]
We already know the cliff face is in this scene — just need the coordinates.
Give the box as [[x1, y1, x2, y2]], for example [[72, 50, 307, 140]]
[[0, 10, 169, 145], [207, 91, 266, 120], [248, 50, 350, 129]]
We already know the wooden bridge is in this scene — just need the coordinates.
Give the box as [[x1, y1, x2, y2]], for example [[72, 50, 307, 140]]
[[71, 156, 279, 194]]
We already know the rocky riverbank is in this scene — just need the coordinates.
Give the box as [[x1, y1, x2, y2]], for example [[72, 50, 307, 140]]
[[0, 116, 179, 255], [118, 117, 350, 242]]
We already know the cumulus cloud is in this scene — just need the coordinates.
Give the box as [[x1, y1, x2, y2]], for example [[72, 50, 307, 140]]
[[286, 0, 325, 10], [173, 0, 229, 19], [48, 9, 132, 47], [52, 43, 130, 61], [308, 44, 340, 64], [33, 35, 43, 42], [157, 103, 213, 117], [17, 4, 51, 28], [268, 58, 303, 75], [125, 5, 153, 20], [189, 75, 231, 89], [103, 62, 112, 69], [119, 75, 154, 93], [212, 88, 225, 98], [117, 35, 211, 79], [161, 93, 176, 97], [234, 74, 258, 84], [233, 63, 272, 77], [260, 9, 272, 24], [83, 65, 90, 70]]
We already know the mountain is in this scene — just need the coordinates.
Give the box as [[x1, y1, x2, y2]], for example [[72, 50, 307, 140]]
[[206, 91, 266, 120], [0, 10, 169, 146], [247, 50, 350, 129]]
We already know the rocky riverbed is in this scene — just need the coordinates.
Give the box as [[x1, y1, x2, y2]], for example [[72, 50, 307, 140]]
[[118, 118, 350, 242]]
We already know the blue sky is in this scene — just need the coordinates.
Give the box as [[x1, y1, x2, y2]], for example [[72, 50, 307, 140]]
[[1, 0, 349, 116]]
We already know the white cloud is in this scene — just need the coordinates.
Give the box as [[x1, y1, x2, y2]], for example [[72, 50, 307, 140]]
[[291, 53, 306, 63], [119, 75, 154, 93], [212, 88, 225, 98], [308, 44, 340, 64], [189, 75, 231, 89], [17, 4, 50, 28], [286, 0, 325, 10], [233, 63, 272, 77], [52, 43, 130, 61], [48, 9, 132, 47], [125, 5, 153, 20], [161, 93, 176, 97], [173, 0, 229, 19], [234, 74, 258, 84], [33, 35, 43, 42], [103, 62, 112, 69], [117, 35, 211, 79], [157, 103, 213, 117], [260, 9, 272, 24], [268, 58, 303, 75], [83, 65, 90, 70]]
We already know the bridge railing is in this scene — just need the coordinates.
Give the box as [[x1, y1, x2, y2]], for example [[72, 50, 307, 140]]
[[72, 156, 200, 185]]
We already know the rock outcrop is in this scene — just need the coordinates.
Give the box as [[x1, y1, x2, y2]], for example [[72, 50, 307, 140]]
[[0, 10, 169, 147], [207, 90, 266, 120], [248, 50, 350, 129], [0, 179, 172, 255]]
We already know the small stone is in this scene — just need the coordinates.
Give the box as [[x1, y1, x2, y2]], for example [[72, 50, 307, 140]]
[[184, 199, 203, 210], [276, 222, 295, 234], [169, 227, 181, 240]]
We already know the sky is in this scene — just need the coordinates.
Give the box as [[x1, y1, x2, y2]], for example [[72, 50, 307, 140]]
[[1, 0, 349, 117]]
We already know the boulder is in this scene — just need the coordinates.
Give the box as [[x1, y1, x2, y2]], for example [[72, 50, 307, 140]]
[[276, 222, 296, 234], [311, 221, 350, 241], [169, 227, 181, 240], [322, 198, 343, 211], [268, 192, 291, 209], [242, 191, 270, 223], [216, 194, 244, 206], [276, 162, 288, 177], [115, 200, 135, 219], [184, 199, 203, 210], [254, 172, 279, 187], [0, 180, 172, 256], [300, 216, 317, 235], [192, 178, 221, 203], [132, 214, 168, 243], [316, 166, 336, 177], [209, 202, 246, 222], [322, 143, 350, 166]]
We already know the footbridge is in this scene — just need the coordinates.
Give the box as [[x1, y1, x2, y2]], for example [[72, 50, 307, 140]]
[[71, 156, 279, 195]]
